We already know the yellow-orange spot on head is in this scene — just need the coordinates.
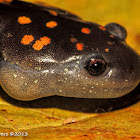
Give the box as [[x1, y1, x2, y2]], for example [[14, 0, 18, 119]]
[[32, 36, 51, 51], [18, 16, 32, 24], [70, 37, 78, 43], [99, 26, 106, 31], [32, 40, 44, 51], [110, 34, 115, 38], [48, 10, 58, 16], [21, 35, 34, 45], [40, 36, 51, 45], [46, 21, 58, 28], [76, 43, 84, 51], [105, 48, 109, 52], [81, 27, 91, 34]]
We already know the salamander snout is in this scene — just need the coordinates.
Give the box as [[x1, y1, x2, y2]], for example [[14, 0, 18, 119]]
[[127, 51, 140, 83]]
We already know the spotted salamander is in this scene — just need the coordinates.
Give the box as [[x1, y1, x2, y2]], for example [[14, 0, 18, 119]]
[[0, 0, 139, 101]]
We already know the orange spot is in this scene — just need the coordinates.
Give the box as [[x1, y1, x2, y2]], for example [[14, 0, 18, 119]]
[[21, 35, 34, 45], [32, 36, 51, 51], [18, 16, 32, 24], [46, 21, 58, 28], [40, 36, 51, 45], [48, 10, 58, 16], [105, 48, 109, 52], [70, 37, 78, 43], [81, 27, 91, 34], [76, 43, 84, 51], [99, 26, 106, 31], [110, 34, 115, 38], [32, 40, 43, 51]]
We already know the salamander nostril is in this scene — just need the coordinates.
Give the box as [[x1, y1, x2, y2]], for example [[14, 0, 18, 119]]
[[130, 65, 134, 74]]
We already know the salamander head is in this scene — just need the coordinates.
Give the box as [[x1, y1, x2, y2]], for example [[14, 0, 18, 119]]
[[38, 23, 139, 99], [61, 23, 140, 98]]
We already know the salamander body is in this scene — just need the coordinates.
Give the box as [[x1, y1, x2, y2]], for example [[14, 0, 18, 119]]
[[0, 1, 139, 100]]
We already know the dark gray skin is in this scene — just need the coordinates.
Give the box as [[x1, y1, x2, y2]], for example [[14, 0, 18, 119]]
[[0, 1, 139, 101]]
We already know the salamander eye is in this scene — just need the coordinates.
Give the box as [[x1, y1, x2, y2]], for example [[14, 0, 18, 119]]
[[85, 58, 106, 76]]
